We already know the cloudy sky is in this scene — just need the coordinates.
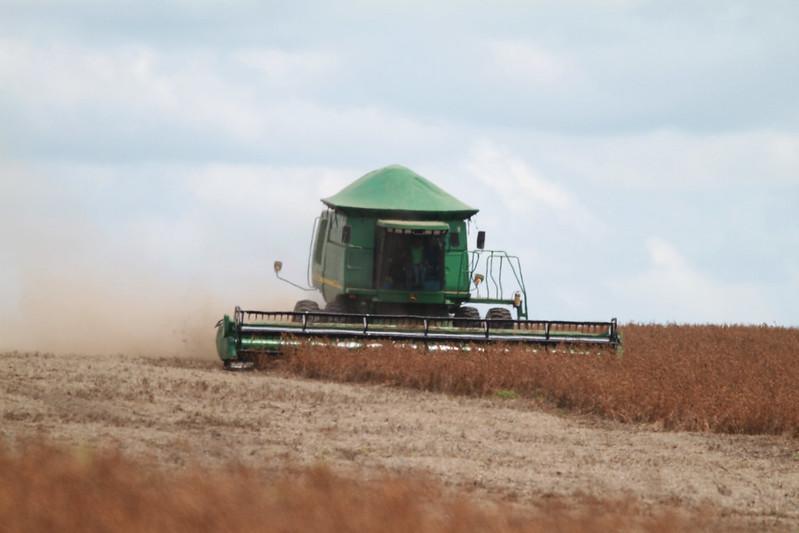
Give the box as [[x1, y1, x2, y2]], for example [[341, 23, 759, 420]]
[[1, 1, 797, 353]]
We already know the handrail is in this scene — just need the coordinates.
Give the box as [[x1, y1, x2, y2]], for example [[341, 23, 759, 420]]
[[467, 250, 528, 317]]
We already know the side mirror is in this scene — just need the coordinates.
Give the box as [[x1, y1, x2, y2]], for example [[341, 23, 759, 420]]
[[273, 260, 283, 274], [476, 231, 486, 250], [342, 225, 351, 244]]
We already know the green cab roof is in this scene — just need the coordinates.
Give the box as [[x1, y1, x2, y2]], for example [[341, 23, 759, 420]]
[[322, 165, 478, 218]]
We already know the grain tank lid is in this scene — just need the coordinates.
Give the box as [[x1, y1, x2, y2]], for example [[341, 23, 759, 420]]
[[321, 165, 479, 217]]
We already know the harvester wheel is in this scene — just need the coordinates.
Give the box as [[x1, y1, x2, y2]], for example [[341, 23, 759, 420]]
[[292, 300, 320, 323], [454, 306, 481, 328], [324, 300, 357, 323], [486, 307, 514, 330]]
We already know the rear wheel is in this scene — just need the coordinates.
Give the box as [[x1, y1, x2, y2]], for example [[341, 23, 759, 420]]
[[454, 306, 481, 328], [292, 300, 320, 323], [486, 307, 514, 330]]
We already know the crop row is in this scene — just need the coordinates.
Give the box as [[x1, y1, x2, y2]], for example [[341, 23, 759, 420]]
[[280, 324, 799, 435]]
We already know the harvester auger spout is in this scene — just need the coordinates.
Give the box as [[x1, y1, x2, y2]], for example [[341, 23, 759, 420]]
[[215, 165, 620, 368]]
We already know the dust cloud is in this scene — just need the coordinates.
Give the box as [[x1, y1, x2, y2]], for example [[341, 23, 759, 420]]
[[2, 268, 300, 357], [0, 163, 304, 357], [3, 271, 221, 358]]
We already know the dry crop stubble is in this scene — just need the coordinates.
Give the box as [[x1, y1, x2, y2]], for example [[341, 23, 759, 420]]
[[279, 324, 799, 436], [2, 350, 797, 531], [0, 442, 716, 533]]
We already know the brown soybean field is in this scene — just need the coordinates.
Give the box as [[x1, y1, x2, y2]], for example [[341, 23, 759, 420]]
[[283, 324, 799, 435], [2, 324, 799, 531]]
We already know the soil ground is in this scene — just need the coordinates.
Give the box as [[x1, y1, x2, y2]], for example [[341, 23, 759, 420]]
[[2, 351, 798, 529]]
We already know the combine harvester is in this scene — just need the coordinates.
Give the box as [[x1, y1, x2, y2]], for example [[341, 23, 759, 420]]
[[216, 165, 619, 368]]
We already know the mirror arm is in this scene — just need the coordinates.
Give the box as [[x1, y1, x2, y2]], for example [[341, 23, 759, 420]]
[[274, 260, 317, 292]]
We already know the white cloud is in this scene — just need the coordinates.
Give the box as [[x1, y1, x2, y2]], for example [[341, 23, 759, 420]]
[[0, 38, 456, 161], [612, 237, 773, 323], [234, 48, 341, 86], [188, 163, 354, 218], [546, 130, 799, 188], [464, 140, 606, 237], [485, 40, 577, 86], [0, 40, 262, 141]]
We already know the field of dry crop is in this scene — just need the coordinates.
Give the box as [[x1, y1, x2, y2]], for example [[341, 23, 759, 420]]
[[1, 324, 798, 531], [281, 324, 799, 435], [1, 443, 714, 533]]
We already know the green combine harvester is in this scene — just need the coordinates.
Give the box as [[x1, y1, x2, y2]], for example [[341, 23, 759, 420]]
[[216, 165, 619, 368]]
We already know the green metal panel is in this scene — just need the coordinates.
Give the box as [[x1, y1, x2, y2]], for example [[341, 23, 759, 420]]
[[344, 215, 375, 290], [215, 315, 238, 360], [444, 221, 470, 297], [314, 212, 375, 302], [310, 210, 473, 308], [311, 210, 342, 302], [322, 165, 479, 217], [310, 210, 329, 291], [323, 241, 345, 302], [376, 289, 446, 304]]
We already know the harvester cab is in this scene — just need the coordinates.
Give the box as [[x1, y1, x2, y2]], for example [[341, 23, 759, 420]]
[[216, 165, 619, 368]]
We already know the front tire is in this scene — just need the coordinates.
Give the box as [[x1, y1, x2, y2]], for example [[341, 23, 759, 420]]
[[292, 300, 320, 322], [486, 307, 514, 330], [454, 306, 481, 328], [324, 299, 356, 323]]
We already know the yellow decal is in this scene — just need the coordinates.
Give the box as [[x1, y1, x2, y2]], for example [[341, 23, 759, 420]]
[[314, 275, 343, 289]]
